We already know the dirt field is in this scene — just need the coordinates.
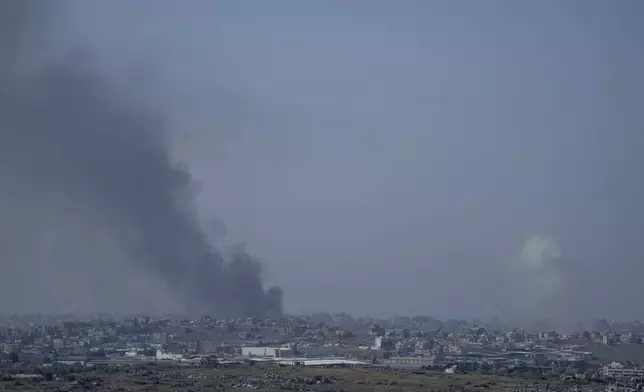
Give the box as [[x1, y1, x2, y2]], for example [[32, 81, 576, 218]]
[[0, 363, 607, 392]]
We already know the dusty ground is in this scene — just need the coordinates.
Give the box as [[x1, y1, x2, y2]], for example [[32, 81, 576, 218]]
[[0, 363, 607, 392]]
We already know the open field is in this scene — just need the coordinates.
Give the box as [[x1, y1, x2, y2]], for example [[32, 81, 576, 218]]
[[0, 363, 609, 392]]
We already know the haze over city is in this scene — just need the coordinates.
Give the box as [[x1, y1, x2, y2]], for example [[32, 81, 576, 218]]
[[1, 0, 643, 322]]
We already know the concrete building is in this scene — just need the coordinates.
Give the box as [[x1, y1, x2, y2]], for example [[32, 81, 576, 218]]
[[385, 356, 435, 368], [241, 345, 294, 358], [242, 346, 275, 357], [156, 350, 182, 361], [275, 358, 368, 367], [373, 337, 395, 350], [602, 362, 644, 378]]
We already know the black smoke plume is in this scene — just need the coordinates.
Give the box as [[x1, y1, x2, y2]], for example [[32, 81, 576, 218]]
[[0, 1, 283, 318]]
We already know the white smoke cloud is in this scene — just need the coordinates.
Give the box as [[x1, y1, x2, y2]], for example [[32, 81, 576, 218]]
[[519, 235, 562, 272], [504, 235, 567, 317]]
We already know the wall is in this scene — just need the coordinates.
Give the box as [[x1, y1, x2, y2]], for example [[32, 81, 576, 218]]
[[241, 346, 277, 357]]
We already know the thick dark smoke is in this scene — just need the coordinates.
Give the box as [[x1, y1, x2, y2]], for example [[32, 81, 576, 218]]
[[0, 1, 282, 318]]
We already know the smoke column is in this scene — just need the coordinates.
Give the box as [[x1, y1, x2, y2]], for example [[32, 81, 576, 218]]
[[504, 235, 590, 326], [0, 1, 283, 317]]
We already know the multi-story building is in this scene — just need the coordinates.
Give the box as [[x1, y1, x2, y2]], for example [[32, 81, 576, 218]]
[[602, 362, 644, 378]]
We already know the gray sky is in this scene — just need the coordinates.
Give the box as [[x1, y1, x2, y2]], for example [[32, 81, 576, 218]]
[[3, 1, 644, 320]]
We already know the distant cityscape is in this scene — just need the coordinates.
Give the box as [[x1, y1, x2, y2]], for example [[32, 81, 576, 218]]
[[2, 313, 644, 385]]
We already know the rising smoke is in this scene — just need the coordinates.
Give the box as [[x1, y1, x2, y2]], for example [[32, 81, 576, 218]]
[[504, 235, 590, 325], [0, 0, 283, 318], [516, 235, 565, 300]]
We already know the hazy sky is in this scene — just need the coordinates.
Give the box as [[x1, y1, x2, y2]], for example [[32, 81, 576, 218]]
[[5, 1, 644, 320]]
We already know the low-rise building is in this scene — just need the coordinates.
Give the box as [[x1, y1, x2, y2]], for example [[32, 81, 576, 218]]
[[241, 344, 294, 358], [385, 356, 435, 368]]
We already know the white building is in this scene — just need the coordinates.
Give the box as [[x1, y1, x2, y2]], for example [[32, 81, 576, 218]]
[[241, 345, 294, 358], [602, 362, 644, 378], [156, 350, 182, 361], [386, 356, 435, 368], [373, 337, 395, 350], [275, 358, 368, 367]]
